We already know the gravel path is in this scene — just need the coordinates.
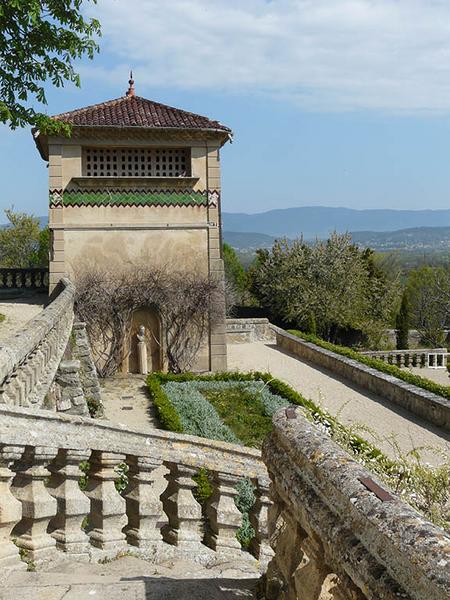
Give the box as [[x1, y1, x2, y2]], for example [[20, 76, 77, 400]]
[[0, 294, 47, 342], [228, 342, 450, 465], [101, 375, 159, 429], [407, 366, 449, 386]]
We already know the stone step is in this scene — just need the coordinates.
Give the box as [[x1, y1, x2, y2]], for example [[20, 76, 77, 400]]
[[1, 556, 259, 600]]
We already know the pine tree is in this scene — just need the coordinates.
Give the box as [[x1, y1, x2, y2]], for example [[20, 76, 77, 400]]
[[396, 291, 410, 350]]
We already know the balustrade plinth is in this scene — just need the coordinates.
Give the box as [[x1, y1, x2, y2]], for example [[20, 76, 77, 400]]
[[123, 456, 163, 548], [47, 449, 90, 557], [85, 451, 127, 552], [11, 446, 58, 562], [161, 463, 203, 548]]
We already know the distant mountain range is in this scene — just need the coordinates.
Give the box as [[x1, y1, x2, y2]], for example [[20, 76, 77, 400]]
[[223, 231, 276, 250], [223, 225, 450, 254], [4, 209, 450, 254], [222, 206, 450, 239], [349, 226, 450, 251]]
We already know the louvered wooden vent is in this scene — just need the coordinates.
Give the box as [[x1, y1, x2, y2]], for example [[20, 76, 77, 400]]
[[83, 147, 190, 177]]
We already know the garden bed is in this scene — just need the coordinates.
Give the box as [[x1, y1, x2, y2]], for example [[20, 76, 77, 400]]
[[147, 371, 449, 531]]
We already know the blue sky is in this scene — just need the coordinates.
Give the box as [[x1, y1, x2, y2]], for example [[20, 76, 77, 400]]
[[2, 0, 450, 221]]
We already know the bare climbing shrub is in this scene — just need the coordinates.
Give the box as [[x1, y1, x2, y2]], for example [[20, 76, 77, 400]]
[[74, 263, 223, 376]]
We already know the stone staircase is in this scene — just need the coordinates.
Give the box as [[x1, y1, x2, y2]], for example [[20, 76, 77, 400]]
[[2, 554, 259, 599]]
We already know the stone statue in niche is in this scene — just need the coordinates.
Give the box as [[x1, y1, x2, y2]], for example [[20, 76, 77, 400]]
[[137, 325, 149, 375]]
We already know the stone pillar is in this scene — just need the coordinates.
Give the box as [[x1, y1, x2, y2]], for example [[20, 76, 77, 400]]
[[0, 445, 25, 570], [123, 455, 163, 548], [85, 451, 127, 552], [47, 449, 90, 556], [11, 446, 58, 562], [207, 144, 227, 372], [54, 360, 89, 416], [264, 508, 305, 600], [293, 535, 329, 600], [249, 476, 274, 566], [161, 463, 203, 548], [205, 471, 242, 553]]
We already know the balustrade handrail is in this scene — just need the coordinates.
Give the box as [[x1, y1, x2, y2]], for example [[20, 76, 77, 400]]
[[262, 407, 450, 600], [0, 278, 74, 385], [0, 403, 265, 478], [360, 348, 448, 355]]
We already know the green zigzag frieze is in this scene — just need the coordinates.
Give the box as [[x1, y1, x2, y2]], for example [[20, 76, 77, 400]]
[[49, 190, 212, 207]]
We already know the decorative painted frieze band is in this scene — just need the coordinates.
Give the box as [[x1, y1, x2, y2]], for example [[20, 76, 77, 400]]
[[49, 189, 220, 208]]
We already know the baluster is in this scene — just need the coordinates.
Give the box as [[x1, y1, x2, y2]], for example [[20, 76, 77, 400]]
[[47, 449, 90, 556], [5, 372, 21, 407], [293, 533, 329, 600], [249, 476, 274, 566], [0, 445, 25, 570], [205, 471, 242, 553], [321, 572, 366, 600], [161, 462, 203, 548], [11, 446, 58, 562], [85, 451, 127, 551], [21, 363, 36, 405], [123, 456, 163, 548]]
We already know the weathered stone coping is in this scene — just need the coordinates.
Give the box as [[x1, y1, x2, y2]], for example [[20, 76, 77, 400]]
[[0, 278, 74, 385], [0, 404, 266, 479], [264, 407, 450, 600], [271, 325, 450, 432]]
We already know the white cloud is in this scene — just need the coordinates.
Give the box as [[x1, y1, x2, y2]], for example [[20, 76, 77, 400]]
[[84, 0, 450, 113]]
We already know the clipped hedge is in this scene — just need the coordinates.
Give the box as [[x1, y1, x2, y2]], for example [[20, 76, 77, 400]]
[[147, 375, 183, 433], [288, 330, 450, 402]]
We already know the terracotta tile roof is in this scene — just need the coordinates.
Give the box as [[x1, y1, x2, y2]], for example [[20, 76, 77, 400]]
[[53, 95, 231, 132]]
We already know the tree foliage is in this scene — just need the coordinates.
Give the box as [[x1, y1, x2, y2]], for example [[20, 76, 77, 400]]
[[0, 0, 100, 131], [407, 266, 450, 347], [0, 208, 49, 267], [249, 233, 399, 346], [223, 242, 249, 308]]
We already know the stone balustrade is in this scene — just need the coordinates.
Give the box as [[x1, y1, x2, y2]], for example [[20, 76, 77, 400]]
[[0, 279, 75, 410], [0, 403, 269, 573], [262, 407, 450, 600], [0, 268, 49, 292], [273, 326, 450, 431], [360, 348, 449, 369]]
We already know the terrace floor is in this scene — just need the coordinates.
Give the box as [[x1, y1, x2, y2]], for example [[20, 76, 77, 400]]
[[0, 293, 47, 343], [227, 342, 450, 466]]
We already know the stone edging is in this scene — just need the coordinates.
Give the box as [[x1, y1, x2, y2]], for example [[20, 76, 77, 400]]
[[271, 325, 450, 431]]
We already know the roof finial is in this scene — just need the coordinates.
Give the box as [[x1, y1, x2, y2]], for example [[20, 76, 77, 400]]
[[126, 70, 135, 97]]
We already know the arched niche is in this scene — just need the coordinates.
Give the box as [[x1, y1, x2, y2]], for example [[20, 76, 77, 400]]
[[124, 306, 163, 374]]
